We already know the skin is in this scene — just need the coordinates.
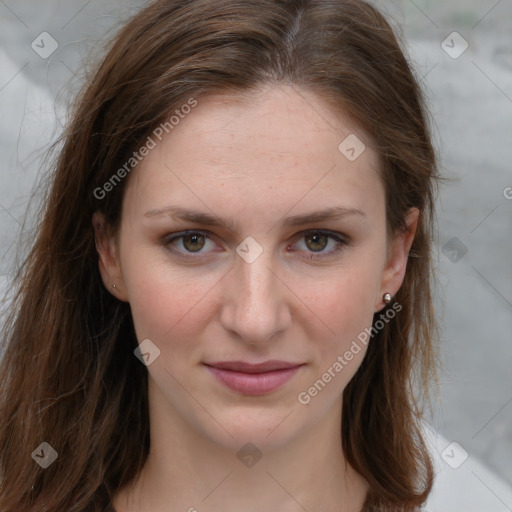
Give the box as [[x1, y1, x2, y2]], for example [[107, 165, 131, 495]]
[[93, 84, 418, 512]]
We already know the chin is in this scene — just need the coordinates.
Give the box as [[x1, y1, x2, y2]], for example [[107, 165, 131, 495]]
[[190, 404, 305, 453]]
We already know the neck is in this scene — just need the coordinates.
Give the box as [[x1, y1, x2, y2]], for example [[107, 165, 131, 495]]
[[113, 379, 369, 512]]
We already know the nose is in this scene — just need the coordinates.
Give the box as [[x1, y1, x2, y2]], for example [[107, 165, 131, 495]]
[[219, 244, 291, 345]]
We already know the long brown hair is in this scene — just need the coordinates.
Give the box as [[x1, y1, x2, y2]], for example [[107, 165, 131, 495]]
[[0, 1, 440, 510]]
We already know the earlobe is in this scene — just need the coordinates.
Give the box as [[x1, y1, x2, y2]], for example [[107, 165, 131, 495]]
[[376, 208, 419, 311], [92, 212, 128, 301]]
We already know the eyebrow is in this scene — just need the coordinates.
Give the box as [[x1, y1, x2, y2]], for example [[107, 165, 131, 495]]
[[144, 205, 366, 231]]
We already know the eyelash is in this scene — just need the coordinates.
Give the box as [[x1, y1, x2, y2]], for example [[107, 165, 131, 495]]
[[160, 229, 349, 261]]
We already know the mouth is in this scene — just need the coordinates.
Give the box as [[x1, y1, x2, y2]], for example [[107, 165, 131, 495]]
[[203, 360, 305, 395]]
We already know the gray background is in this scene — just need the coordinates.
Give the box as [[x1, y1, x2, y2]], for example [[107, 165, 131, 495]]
[[1, 0, 511, 508]]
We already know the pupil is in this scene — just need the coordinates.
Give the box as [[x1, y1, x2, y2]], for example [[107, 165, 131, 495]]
[[184, 234, 204, 252], [307, 233, 326, 252]]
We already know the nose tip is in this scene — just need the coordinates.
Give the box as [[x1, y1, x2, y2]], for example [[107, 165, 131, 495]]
[[219, 246, 291, 344]]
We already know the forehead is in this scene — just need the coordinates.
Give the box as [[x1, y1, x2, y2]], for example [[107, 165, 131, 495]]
[[123, 84, 384, 225]]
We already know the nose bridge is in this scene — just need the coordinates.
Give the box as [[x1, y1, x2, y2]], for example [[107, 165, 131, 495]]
[[241, 248, 277, 304], [221, 239, 289, 342]]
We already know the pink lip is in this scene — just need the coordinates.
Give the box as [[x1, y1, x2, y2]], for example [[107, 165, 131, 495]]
[[203, 360, 304, 395]]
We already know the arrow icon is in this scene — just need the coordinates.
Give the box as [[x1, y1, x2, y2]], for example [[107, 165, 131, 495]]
[[442, 236, 467, 263], [447, 249, 459, 261], [338, 134, 365, 161], [236, 237, 263, 263], [135, 339, 161, 366], [441, 441, 468, 469], [32, 442, 58, 468], [31, 32, 59, 59], [441, 32, 468, 59], [237, 442, 263, 467]]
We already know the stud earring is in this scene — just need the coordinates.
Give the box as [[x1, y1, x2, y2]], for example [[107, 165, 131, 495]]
[[383, 292, 392, 304], [112, 284, 117, 290]]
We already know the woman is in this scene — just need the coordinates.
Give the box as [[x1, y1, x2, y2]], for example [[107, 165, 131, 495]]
[[0, 0, 440, 510]]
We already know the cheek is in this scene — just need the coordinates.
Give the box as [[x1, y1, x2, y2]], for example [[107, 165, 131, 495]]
[[121, 227, 384, 362], [121, 250, 213, 350], [311, 266, 379, 338], [299, 259, 382, 389]]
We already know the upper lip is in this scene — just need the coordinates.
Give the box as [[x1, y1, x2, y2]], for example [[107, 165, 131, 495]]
[[204, 360, 304, 373]]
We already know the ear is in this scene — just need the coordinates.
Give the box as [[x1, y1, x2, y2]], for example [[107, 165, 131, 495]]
[[375, 207, 419, 311], [92, 211, 129, 302]]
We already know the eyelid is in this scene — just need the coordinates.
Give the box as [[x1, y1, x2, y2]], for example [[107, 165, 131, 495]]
[[290, 229, 350, 259], [299, 228, 349, 243], [160, 230, 218, 258], [161, 228, 350, 260]]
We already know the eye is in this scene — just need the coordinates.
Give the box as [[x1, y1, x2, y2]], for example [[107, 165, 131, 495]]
[[161, 229, 349, 260], [290, 229, 349, 259], [161, 230, 216, 258]]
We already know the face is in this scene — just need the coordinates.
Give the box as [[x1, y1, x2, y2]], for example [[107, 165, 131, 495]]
[[94, 84, 416, 452]]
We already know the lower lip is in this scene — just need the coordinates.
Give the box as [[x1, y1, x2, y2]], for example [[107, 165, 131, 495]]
[[204, 365, 302, 395]]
